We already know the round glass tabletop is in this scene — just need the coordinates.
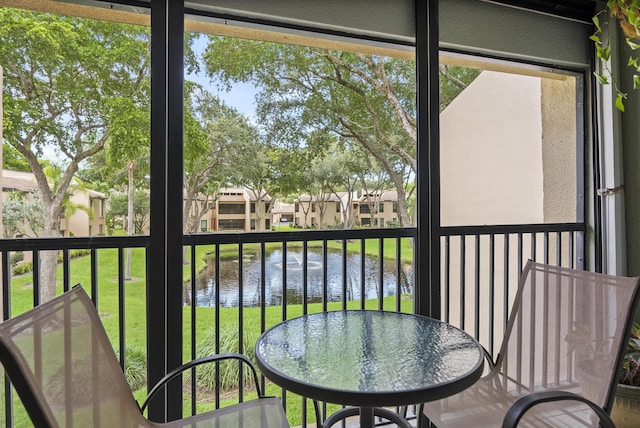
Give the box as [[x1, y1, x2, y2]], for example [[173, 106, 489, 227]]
[[255, 310, 484, 407]]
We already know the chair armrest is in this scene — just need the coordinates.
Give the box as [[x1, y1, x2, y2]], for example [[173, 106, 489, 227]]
[[139, 352, 263, 413], [481, 345, 496, 371], [501, 391, 615, 428]]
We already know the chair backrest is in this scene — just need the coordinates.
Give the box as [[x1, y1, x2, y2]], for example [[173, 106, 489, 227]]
[[495, 261, 640, 414], [0, 286, 148, 427]]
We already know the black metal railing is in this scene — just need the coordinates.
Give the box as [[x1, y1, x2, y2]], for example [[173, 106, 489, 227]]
[[439, 223, 585, 359], [0, 222, 584, 427]]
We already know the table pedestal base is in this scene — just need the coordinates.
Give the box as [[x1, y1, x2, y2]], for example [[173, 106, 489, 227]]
[[322, 406, 412, 428]]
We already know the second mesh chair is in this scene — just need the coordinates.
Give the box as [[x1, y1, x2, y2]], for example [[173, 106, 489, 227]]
[[422, 260, 640, 427]]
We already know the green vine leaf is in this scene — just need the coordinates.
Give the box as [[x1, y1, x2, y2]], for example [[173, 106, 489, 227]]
[[627, 38, 640, 50], [597, 45, 611, 61], [594, 72, 610, 85], [593, 15, 602, 32], [616, 92, 627, 112], [634, 74, 640, 89]]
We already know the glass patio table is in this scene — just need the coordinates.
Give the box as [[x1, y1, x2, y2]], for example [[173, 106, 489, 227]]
[[254, 310, 484, 428]]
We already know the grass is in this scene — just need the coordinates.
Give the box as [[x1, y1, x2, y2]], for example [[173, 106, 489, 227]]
[[5, 233, 414, 426]]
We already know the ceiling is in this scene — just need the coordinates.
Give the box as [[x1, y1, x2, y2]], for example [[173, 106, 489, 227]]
[[489, 0, 597, 21]]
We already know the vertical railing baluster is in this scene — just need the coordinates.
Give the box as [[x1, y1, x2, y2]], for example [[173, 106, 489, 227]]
[[444, 236, 450, 323], [32, 249, 40, 307], [282, 242, 287, 320], [569, 232, 575, 268], [378, 238, 384, 311], [555, 268, 562, 385], [504, 234, 510, 334], [214, 243, 221, 409], [460, 236, 466, 329], [322, 240, 328, 312], [238, 243, 244, 402], [489, 233, 495, 355], [360, 239, 366, 310], [260, 241, 267, 328], [474, 235, 480, 340], [517, 233, 523, 277], [342, 239, 348, 310], [542, 266, 549, 387], [118, 247, 125, 370], [260, 241, 267, 397], [3, 250, 13, 427], [556, 232, 562, 267], [544, 231, 549, 264], [190, 244, 197, 415], [90, 248, 98, 305], [395, 237, 402, 312], [303, 241, 309, 315], [63, 249, 71, 292], [529, 267, 536, 390]]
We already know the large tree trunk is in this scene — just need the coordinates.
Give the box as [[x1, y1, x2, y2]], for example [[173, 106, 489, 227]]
[[40, 204, 63, 303]]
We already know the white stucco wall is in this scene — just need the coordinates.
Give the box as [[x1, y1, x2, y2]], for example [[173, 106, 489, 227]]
[[440, 70, 544, 226]]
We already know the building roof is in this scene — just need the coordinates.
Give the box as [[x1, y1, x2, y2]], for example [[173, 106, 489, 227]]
[[216, 187, 272, 202], [2, 169, 105, 198], [272, 202, 294, 215], [2, 175, 38, 193], [359, 190, 398, 202], [296, 193, 350, 203]]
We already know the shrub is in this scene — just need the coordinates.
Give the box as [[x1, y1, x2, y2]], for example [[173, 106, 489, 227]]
[[10, 251, 24, 266], [70, 249, 91, 259], [123, 347, 147, 391], [57, 249, 91, 263], [13, 262, 33, 276], [619, 322, 640, 386], [195, 327, 259, 393]]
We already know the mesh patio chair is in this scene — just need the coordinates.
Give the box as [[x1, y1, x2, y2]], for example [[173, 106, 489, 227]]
[[0, 285, 290, 427], [422, 260, 640, 428]]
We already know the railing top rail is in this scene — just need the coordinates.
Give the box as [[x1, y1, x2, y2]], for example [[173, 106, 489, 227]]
[[440, 222, 585, 236], [0, 235, 149, 252], [0, 222, 584, 252], [183, 227, 417, 245]]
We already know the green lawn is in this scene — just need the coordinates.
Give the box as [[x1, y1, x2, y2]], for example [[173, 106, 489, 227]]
[[5, 234, 414, 426]]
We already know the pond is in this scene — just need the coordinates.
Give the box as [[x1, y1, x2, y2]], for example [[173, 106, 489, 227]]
[[185, 248, 413, 307]]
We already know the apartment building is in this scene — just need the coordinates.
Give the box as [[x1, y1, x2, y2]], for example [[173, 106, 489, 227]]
[[294, 192, 357, 228], [1, 169, 107, 237], [271, 201, 294, 224], [357, 190, 399, 228], [211, 187, 272, 232]]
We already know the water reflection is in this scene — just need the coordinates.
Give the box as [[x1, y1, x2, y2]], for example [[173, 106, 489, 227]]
[[185, 248, 413, 307]]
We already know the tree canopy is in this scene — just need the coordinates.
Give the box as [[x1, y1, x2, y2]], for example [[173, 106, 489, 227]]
[[0, 9, 150, 300], [203, 37, 479, 226]]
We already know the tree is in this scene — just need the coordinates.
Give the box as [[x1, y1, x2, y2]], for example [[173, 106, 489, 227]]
[[183, 83, 247, 237], [107, 97, 150, 279], [203, 38, 479, 227], [108, 191, 150, 235], [318, 141, 369, 229], [358, 159, 391, 228], [229, 141, 298, 232], [2, 143, 32, 172], [2, 191, 44, 238], [43, 163, 94, 223], [0, 10, 150, 301]]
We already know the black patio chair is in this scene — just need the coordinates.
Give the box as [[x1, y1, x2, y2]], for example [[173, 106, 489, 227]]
[[0, 285, 290, 427], [422, 260, 640, 427]]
